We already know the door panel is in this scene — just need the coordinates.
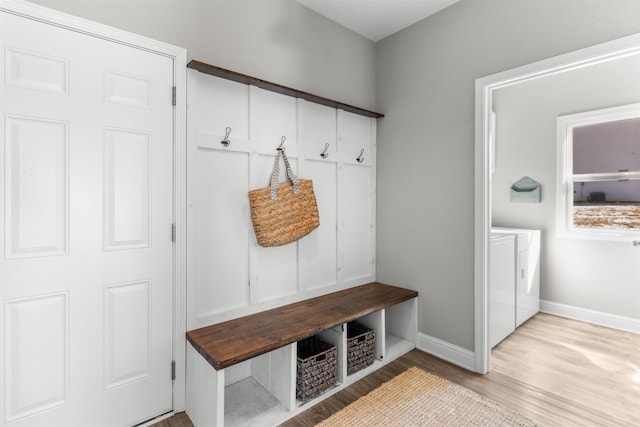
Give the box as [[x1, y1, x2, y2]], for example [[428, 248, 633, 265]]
[[4, 47, 69, 95], [103, 128, 151, 250], [3, 293, 68, 423], [1, 11, 174, 427], [103, 280, 151, 390], [103, 69, 152, 109], [4, 115, 68, 259]]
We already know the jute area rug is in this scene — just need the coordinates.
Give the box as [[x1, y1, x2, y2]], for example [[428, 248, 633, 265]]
[[316, 367, 535, 426]]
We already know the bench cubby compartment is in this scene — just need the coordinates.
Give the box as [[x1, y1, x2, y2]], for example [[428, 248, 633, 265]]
[[186, 283, 418, 426], [384, 298, 418, 361], [352, 310, 384, 364], [187, 343, 296, 427]]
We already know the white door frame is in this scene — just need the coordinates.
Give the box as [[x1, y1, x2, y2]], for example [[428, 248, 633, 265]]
[[473, 32, 640, 374], [0, 0, 188, 411]]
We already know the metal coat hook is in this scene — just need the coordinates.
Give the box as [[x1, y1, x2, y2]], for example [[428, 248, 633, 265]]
[[277, 136, 286, 151], [221, 127, 231, 147], [356, 148, 365, 163], [320, 143, 330, 158]]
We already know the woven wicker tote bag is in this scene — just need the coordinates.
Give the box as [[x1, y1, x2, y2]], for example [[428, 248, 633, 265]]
[[248, 148, 320, 247]]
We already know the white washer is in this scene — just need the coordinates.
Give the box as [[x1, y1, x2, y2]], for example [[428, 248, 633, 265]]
[[489, 233, 516, 348]]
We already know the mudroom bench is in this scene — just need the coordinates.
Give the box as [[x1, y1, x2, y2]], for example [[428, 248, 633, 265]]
[[185, 282, 418, 427]]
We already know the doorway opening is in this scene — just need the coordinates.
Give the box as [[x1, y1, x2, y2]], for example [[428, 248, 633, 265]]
[[474, 33, 640, 374]]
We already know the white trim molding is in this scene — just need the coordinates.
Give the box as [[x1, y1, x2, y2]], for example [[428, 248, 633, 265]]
[[541, 300, 640, 334], [475, 32, 640, 374], [417, 332, 476, 372]]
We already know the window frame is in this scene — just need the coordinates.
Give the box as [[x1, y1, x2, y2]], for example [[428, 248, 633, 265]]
[[556, 103, 640, 240]]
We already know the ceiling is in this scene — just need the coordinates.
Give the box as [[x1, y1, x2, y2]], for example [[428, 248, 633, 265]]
[[296, 0, 461, 42]]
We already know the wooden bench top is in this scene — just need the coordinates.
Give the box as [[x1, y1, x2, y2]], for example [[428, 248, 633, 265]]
[[186, 282, 418, 370]]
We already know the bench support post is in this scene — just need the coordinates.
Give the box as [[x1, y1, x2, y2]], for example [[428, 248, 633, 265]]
[[187, 343, 224, 427]]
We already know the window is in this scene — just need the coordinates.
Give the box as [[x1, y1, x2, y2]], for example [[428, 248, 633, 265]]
[[557, 104, 640, 239]]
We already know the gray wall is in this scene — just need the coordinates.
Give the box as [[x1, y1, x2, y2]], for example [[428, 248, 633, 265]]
[[375, 0, 640, 350], [31, 0, 640, 352], [492, 55, 640, 319], [30, 0, 377, 110]]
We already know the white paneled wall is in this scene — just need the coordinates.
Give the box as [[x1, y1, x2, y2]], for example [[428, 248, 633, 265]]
[[186, 70, 376, 329], [298, 100, 338, 291]]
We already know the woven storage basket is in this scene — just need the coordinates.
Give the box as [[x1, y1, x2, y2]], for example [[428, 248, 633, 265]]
[[347, 322, 375, 376], [296, 336, 337, 401]]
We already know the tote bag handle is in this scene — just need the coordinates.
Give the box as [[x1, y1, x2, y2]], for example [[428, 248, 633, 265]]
[[270, 148, 300, 200]]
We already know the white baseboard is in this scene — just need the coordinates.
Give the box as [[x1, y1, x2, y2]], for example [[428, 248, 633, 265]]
[[540, 300, 640, 334], [416, 332, 475, 371]]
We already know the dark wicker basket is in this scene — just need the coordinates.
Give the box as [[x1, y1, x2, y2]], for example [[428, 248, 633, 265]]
[[347, 322, 375, 375], [296, 335, 337, 401]]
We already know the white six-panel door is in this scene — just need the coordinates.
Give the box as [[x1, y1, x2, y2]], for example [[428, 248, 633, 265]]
[[1, 9, 175, 427]]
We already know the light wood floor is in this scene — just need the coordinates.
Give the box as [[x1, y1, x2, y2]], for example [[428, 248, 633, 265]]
[[154, 313, 640, 427]]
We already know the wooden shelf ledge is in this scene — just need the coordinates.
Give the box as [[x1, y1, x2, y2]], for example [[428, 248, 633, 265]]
[[186, 282, 417, 370], [187, 60, 384, 119]]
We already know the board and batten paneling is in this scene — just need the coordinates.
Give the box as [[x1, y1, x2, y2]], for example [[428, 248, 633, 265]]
[[340, 112, 376, 283], [249, 86, 299, 304], [298, 100, 338, 292], [187, 73, 251, 327], [187, 69, 377, 329]]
